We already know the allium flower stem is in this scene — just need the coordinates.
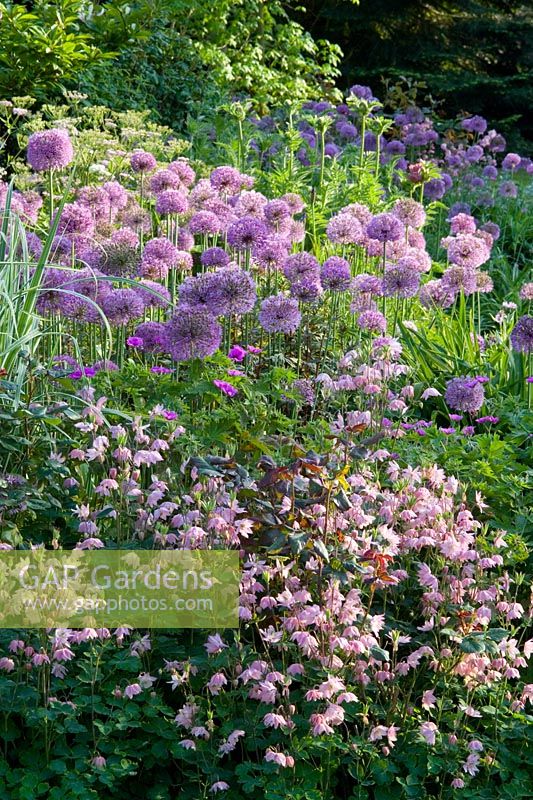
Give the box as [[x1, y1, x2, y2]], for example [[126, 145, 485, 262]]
[[296, 320, 302, 377], [358, 112, 367, 189], [48, 169, 54, 222]]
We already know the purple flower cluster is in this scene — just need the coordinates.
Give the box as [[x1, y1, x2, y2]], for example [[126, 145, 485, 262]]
[[510, 316, 533, 354], [320, 257, 351, 292], [366, 213, 404, 244], [130, 151, 157, 173], [140, 237, 179, 280], [445, 377, 485, 413], [165, 309, 222, 361], [27, 129, 74, 172], [259, 294, 301, 333]]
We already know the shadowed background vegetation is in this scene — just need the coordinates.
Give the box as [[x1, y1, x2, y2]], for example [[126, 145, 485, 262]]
[[298, 0, 533, 152], [0, 0, 531, 154]]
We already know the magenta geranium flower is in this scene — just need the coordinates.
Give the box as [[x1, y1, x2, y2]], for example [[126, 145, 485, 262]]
[[213, 379, 238, 397], [228, 345, 247, 362]]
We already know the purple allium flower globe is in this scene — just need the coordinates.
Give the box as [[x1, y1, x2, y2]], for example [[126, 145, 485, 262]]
[[350, 294, 378, 313], [64, 268, 111, 306], [20, 231, 43, 260], [253, 238, 289, 271], [209, 166, 243, 194], [382, 265, 420, 298], [77, 185, 111, 223], [55, 202, 95, 238], [342, 202, 373, 227], [392, 198, 426, 229], [499, 180, 518, 198], [165, 309, 222, 361], [320, 257, 352, 292], [419, 279, 457, 309], [349, 84, 376, 101], [103, 181, 129, 210], [445, 377, 485, 413], [283, 252, 320, 283], [447, 234, 490, 269], [461, 115, 488, 134], [201, 247, 230, 269], [178, 273, 219, 313], [27, 129, 74, 172], [510, 316, 533, 353], [235, 190, 268, 218], [449, 213, 477, 235], [423, 179, 447, 201], [188, 211, 222, 236], [133, 322, 169, 353], [35, 268, 71, 315], [177, 228, 194, 251], [441, 266, 478, 296], [94, 236, 140, 279], [264, 199, 291, 229], [102, 289, 145, 326], [281, 193, 305, 214], [134, 280, 171, 309], [168, 158, 196, 186], [149, 169, 181, 194], [480, 221, 500, 241], [366, 213, 404, 243], [175, 251, 193, 271], [502, 153, 521, 171], [357, 310, 387, 333], [290, 277, 323, 303], [258, 294, 301, 334], [155, 190, 189, 215], [140, 237, 179, 280], [519, 282, 533, 301], [208, 267, 257, 316], [326, 213, 363, 245], [130, 150, 157, 173], [227, 216, 267, 250], [352, 273, 383, 295], [475, 272, 494, 294]]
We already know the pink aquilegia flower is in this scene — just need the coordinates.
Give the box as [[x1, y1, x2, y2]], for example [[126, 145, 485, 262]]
[[124, 683, 142, 699], [264, 749, 295, 768], [133, 450, 164, 467], [420, 721, 438, 745], [369, 725, 398, 748], [209, 782, 230, 793], [179, 739, 196, 750], [422, 689, 437, 710], [205, 634, 227, 655], [207, 672, 227, 695]]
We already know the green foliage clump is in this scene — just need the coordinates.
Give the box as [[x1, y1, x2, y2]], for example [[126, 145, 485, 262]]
[[0, 0, 110, 99], [0, 0, 343, 132]]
